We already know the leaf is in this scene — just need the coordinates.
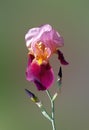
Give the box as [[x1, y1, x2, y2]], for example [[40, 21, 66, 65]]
[[52, 93, 58, 102]]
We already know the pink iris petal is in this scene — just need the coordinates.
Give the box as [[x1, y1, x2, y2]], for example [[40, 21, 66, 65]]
[[57, 50, 69, 65], [26, 58, 54, 90], [25, 24, 64, 52], [40, 30, 64, 53], [25, 24, 52, 48], [40, 29, 64, 48], [25, 27, 40, 48]]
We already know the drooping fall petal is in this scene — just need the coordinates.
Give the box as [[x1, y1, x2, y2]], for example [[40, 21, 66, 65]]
[[26, 59, 54, 90], [57, 50, 69, 65]]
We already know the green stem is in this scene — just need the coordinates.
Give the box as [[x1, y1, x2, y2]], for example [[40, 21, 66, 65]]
[[40, 105, 52, 122], [46, 90, 52, 101], [46, 90, 56, 130], [36, 100, 52, 122], [51, 100, 56, 130]]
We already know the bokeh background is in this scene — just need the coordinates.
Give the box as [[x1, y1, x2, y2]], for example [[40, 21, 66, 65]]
[[0, 0, 89, 130]]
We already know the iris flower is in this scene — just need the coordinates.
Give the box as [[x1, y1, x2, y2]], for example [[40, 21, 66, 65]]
[[25, 24, 68, 91]]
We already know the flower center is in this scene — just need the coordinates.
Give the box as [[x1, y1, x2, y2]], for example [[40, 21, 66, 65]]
[[34, 42, 51, 64]]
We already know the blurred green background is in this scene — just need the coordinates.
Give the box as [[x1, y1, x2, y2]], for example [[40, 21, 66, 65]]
[[0, 0, 89, 130]]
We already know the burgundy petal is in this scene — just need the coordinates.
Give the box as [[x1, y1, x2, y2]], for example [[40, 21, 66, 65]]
[[39, 63, 54, 90], [34, 80, 46, 90], [27, 54, 35, 66], [26, 62, 54, 91], [57, 50, 69, 65], [26, 61, 40, 81]]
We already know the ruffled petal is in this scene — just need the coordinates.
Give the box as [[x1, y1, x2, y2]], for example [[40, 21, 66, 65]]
[[25, 24, 64, 53], [41, 30, 64, 48], [25, 24, 52, 48], [25, 27, 40, 48]]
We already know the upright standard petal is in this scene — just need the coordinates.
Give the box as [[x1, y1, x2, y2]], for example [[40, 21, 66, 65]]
[[25, 24, 64, 54], [40, 29, 64, 50]]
